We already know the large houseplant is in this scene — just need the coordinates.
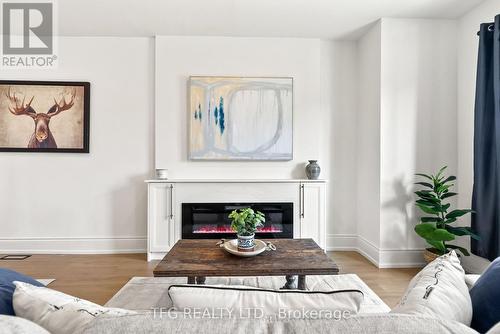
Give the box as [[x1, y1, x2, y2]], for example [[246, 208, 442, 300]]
[[414, 166, 479, 261], [228, 208, 265, 251]]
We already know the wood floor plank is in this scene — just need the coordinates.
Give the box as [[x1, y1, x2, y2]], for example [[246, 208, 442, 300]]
[[0, 251, 420, 307]]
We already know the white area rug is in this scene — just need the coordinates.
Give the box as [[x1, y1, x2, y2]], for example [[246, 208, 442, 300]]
[[36, 279, 55, 286], [105, 274, 390, 314]]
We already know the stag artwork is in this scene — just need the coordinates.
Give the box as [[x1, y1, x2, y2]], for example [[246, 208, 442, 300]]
[[5, 87, 76, 149]]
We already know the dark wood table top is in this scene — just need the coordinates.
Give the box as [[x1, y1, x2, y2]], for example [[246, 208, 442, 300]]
[[153, 238, 339, 277]]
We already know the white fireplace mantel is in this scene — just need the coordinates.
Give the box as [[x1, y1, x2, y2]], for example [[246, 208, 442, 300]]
[[145, 179, 327, 261], [145, 179, 328, 183]]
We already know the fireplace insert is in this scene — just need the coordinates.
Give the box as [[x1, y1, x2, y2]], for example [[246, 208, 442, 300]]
[[182, 202, 293, 239]]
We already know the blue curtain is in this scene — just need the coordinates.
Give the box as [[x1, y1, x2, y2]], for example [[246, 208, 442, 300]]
[[472, 15, 500, 261]]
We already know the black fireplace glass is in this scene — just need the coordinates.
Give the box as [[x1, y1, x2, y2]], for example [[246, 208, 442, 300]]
[[182, 203, 293, 239]]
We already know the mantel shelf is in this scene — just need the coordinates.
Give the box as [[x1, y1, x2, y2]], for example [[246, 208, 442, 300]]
[[145, 179, 328, 184]]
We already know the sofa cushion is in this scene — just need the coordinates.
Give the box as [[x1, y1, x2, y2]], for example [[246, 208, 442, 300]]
[[465, 274, 481, 290], [168, 284, 363, 318], [105, 275, 390, 314], [0, 314, 50, 334], [0, 268, 44, 315], [78, 313, 479, 334], [391, 251, 472, 325], [13, 281, 136, 334], [470, 257, 500, 333]]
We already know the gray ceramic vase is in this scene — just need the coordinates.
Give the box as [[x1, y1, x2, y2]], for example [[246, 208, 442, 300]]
[[305, 160, 321, 180]]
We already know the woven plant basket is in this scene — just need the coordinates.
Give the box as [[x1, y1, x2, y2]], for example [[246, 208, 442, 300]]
[[423, 248, 440, 263]]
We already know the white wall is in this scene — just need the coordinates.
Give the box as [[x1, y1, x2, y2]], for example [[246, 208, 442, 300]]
[[346, 19, 458, 267], [325, 40, 359, 246], [0, 35, 361, 254], [457, 0, 500, 242], [356, 22, 382, 260], [379, 18, 458, 265], [0, 37, 154, 253], [155, 36, 358, 246], [155, 36, 324, 179], [0, 10, 481, 261]]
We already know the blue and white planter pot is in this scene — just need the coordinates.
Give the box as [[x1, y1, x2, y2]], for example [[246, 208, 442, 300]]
[[237, 234, 255, 251]]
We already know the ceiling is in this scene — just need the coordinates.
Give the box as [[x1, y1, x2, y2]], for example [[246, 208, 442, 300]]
[[57, 0, 485, 39]]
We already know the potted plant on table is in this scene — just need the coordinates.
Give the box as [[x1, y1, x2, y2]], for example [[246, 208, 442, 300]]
[[228, 208, 265, 251], [414, 166, 479, 262]]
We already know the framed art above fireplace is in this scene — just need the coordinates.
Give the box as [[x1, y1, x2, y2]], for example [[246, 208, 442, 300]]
[[0, 80, 90, 153], [189, 76, 293, 161]]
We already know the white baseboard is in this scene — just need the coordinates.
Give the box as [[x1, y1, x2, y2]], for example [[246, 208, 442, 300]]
[[357, 235, 381, 267], [378, 248, 426, 268], [0, 235, 425, 268], [0, 237, 147, 254], [327, 234, 425, 268], [148, 252, 167, 261], [326, 234, 358, 250]]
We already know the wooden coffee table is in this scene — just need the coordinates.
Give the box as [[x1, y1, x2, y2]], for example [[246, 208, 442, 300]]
[[153, 238, 339, 290]]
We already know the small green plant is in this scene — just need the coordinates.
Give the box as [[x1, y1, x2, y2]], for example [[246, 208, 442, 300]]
[[414, 166, 479, 256], [228, 208, 265, 236]]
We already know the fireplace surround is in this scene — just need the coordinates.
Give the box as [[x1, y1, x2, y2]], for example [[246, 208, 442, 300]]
[[182, 202, 294, 239], [145, 179, 326, 261]]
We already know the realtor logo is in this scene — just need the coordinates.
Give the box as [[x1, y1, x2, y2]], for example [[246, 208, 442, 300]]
[[1, 1, 57, 68]]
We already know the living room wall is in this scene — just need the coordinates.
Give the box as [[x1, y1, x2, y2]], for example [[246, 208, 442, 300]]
[[0, 14, 485, 261], [379, 18, 458, 265], [0, 35, 360, 253], [155, 36, 359, 250], [353, 18, 458, 267], [156, 36, 327, 178], [356, 21, 382, 260], [0, 37, 154, 253]]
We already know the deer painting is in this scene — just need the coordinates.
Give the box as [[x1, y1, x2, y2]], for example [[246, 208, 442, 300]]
[[5, 87, 76, 149]]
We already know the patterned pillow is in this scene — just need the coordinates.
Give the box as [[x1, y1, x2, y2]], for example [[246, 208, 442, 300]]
[[391, 251, 472, 325], [13, 281, 136, 334]]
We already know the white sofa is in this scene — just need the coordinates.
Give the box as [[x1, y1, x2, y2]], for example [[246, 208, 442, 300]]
[[8, 254, 497, 334], [77, 273, 483, 334]]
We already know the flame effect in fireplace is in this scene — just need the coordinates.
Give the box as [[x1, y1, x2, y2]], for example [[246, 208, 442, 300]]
[[193, 225, 283, 234]]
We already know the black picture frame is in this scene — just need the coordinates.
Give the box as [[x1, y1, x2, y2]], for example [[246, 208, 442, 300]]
[[0, 80, 90, 153]]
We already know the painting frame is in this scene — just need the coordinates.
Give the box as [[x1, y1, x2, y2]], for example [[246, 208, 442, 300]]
[[0, 80, 90, 153], [188, 76, 294, 161]]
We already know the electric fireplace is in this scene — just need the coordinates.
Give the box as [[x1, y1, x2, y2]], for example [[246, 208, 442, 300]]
[[182, 203, 293, 239]]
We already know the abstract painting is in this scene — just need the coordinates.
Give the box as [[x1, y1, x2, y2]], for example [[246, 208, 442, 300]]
[[0, 81, 90, 153], [189, 76, 293, 160]]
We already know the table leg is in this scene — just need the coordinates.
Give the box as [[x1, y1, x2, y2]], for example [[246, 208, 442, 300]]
[[282, 275, 297, 289], [298, 275, 307, 290], [196, 276, 206, 285], [187, 276, 195, 284]]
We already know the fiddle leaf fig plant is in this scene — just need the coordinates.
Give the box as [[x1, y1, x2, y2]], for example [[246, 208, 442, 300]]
[[228, 208, 265, 236], [414, 166, 479, 256]]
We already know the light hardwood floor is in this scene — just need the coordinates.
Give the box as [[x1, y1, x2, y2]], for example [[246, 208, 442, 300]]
[[0, 251, 420, 307], [332, 252, 420, 306]]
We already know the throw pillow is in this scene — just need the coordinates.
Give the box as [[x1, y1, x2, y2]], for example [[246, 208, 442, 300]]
[[13, 281, 136, 334], [0, 268, 44, 315], [391, 251, 472, 325], [168, 284, 364, 318], [470, 257, 500, 333]]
